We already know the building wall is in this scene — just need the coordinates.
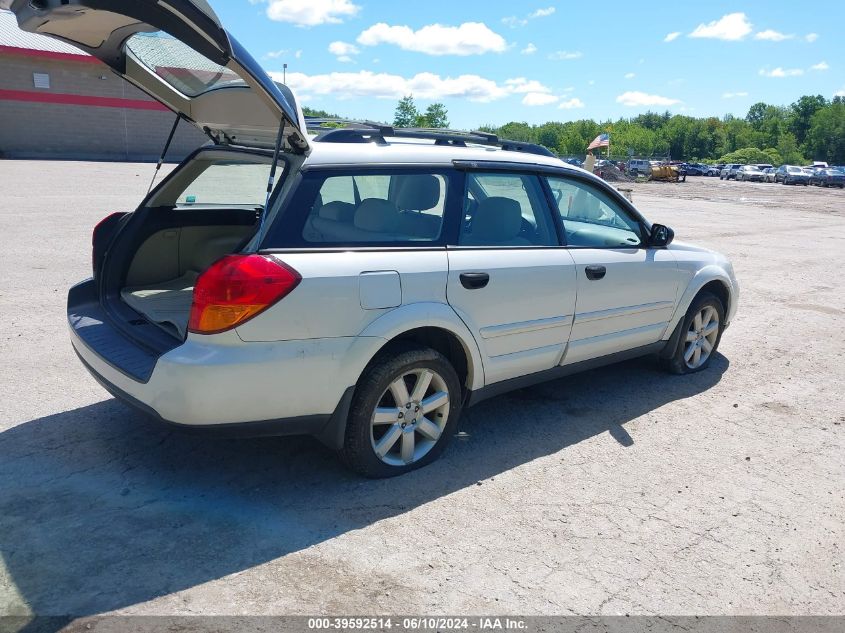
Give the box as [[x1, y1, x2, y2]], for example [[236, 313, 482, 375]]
[[0, 50, 207, 161]]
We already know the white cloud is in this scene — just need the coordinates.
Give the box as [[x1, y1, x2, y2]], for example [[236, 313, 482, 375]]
[[754, 29, 794, 42], [806, 33, 819, 43], [502, 7, 556, 28], [722, 91, 749, 99], [548, 50, 583, 60], [664, 31, 681, 42], [501, 16, 527, 28], [689, 13, 752, 41], [264, 0, 359, 26], [529, 7, 555, 19], [522, 92, 559, 106], [759, 67, 804, 78], [811, 61, 829, 71], [328, 41, 360, 59], [558, 98, 585, 110], [624, 72, 635, 79], [521, 43, 538, 55], [836, 88, 845, 97], [264, 48, 304, 61], [616, 91, 681, 107], [277, 70, 511, 102], [357, 22, 507, 56], [504, 78, 552, 94]]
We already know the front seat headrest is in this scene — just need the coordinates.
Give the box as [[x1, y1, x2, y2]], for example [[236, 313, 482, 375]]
[[471, 197, 523, 242]]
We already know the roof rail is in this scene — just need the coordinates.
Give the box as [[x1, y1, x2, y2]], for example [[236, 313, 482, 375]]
[[305, 117, 394, 143], [306, 120, 557, 158]]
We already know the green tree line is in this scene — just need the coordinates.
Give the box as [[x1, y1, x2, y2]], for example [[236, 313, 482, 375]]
[[479, 95, 845, 165], [309, 94, 845, 165]]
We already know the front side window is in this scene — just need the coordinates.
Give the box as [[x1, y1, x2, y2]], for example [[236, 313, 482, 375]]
[[302, 171, 447, 243], [546, 176, 643, 248], [459, 173, 557, 247]]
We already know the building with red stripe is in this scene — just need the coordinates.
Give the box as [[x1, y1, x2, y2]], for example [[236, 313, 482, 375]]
[[0, 11, 205, 161]]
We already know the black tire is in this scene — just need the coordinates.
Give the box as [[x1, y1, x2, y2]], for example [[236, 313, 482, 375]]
[[340, 344, 463, 478], [662, 292, 726, 375]]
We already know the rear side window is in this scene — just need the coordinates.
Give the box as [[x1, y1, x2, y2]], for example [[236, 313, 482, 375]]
[[301, 172, 448, 243]]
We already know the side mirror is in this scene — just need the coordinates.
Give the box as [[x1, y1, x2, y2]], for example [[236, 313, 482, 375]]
[[649, 223, 675, 248]]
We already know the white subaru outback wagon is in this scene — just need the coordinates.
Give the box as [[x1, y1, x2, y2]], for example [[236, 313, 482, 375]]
[[7, 0, 738, 477]]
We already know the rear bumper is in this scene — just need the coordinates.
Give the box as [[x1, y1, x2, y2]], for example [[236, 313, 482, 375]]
[[68, 281, 373, 443], [70, 324, 361, 429], [74, 347, 347, 438]]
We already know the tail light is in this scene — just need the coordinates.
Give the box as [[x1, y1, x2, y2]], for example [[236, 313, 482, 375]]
[[188, 255, 301, 335], [92, 212, 128, 275]]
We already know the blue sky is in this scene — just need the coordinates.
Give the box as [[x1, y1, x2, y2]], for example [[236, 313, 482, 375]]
[[212, 0, 844, 128]]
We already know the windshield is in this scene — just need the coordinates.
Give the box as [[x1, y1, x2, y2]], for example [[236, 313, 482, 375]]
[[787, 167, 802, 173], [126, 32, 245, 97]]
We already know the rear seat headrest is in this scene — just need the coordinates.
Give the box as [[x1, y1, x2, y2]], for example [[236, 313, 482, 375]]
[[318, 200, 356, 222], [472, 197, 523, 241], [354, 198, 400, 233], [395, 175, 441, 211]]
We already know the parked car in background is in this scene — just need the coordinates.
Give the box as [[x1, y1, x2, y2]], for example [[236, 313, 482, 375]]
[[705, 164, 722, 177], [627, 159, 652, 176], [684, 164, 707, 176], [775, 165, 810, 185], [735, 165, 766, 182], [809, 168, 845, 188], [755, 164, 774, 172], [720, 164, 744, 180], [763, 168, 777, 183]]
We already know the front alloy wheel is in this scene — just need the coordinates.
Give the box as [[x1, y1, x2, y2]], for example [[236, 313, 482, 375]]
[[664, 292, 725, 375], [683, 305, 720, 369]]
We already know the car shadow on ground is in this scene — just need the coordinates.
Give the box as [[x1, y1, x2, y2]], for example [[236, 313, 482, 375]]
[[0, 354, 727, 622]]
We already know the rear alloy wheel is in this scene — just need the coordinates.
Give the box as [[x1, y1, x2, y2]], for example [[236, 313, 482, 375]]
[[664, 292, 725, 375], [341, 345, 462, 477]]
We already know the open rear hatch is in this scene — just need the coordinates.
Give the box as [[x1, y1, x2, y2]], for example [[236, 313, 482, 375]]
[[1, 0, 306, 379], [1, 0, 309, 151]]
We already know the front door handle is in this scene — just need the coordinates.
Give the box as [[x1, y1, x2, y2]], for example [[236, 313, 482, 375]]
[[585, 265, 607, 281], [460, 272, 490, 290]]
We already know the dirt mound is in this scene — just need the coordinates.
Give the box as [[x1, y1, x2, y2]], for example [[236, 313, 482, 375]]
[[596, 163, 633, 183]]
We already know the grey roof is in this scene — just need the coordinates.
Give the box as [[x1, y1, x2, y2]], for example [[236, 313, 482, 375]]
[[0, 10, 88, 56]]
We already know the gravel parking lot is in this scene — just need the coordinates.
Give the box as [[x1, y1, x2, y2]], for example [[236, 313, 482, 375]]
[[1, 162, 843, 619]]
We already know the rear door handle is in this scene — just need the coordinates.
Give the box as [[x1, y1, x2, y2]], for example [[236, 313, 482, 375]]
[[460, 272, 490, 290], [585, 265, 607, 281]]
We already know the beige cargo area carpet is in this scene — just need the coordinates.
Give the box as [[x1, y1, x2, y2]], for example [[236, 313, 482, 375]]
[[120, 271, 198, 339]]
